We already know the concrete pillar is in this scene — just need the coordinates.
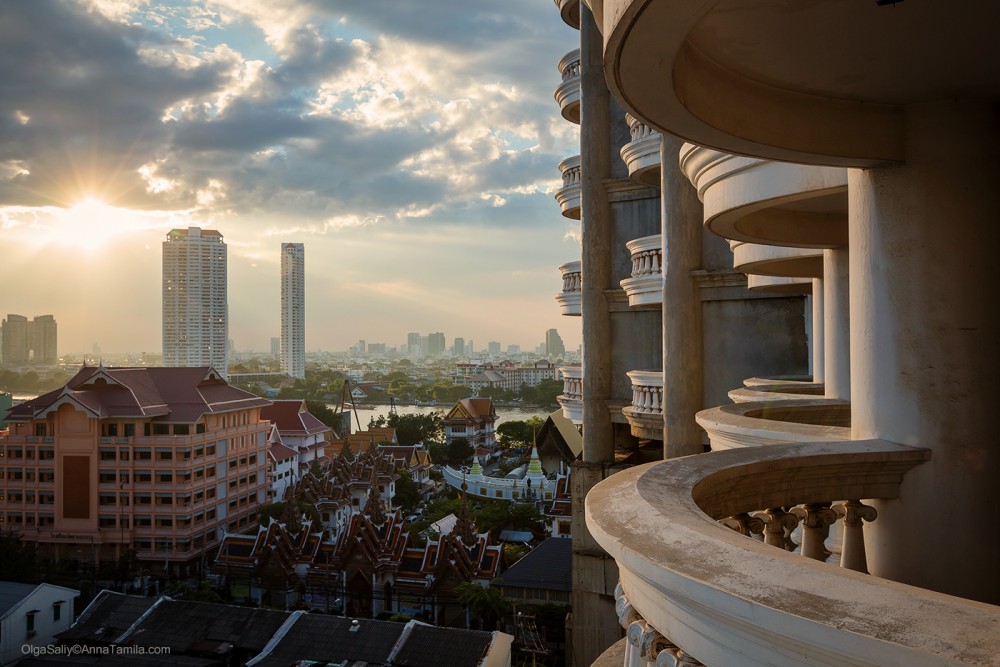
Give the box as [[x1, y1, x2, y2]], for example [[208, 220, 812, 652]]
[[823, 248, 849, 399], [810, 279, 825, 384], [580, 3, 614, 465], [662, 134, 705, 459], [850, 101, 1000, 604]]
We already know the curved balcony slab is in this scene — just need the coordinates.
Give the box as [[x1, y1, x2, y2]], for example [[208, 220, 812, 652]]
[[679, 144, 848, 248], [619, 234, 662, 308], [743, 375, 813, 388], [696, 398, 849, 450], [746, 274, 811, 294], [554, 0, 579, 29], [587, 439, 1000, 667], [620, 114, 662, 187], [730, 241, 823, 278], [555, 49, 581, 124], [556, 260, 582, 316], [554, 154, 581, 220], [728, 382, 824, 404], [598, 1, 1000, 167]]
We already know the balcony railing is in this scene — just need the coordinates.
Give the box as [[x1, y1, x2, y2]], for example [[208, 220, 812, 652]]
[[557, 365, 582, 425], [587, 440, 1000, 666], [621, 370, 663, 440], [556, 260, 582, 316], [619, 235, 662, 308], [555, 49, 581, 124], [554, 155, 581, 220], [620, 114, 662, 187]]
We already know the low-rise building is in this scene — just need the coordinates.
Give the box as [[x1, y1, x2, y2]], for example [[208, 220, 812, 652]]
[[0, 581, 80, 665], [0, 366, 271, 575], [444, 398, 497, 449]]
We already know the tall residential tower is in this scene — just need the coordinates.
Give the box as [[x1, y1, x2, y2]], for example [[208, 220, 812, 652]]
[[162, 227, 228, 375], [280, 243, 305, 379]]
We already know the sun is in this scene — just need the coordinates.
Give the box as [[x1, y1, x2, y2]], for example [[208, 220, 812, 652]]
[[51, 197, 147, 253]]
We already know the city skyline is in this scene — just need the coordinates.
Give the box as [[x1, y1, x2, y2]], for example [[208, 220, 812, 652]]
[[0, 2, 582, 356]]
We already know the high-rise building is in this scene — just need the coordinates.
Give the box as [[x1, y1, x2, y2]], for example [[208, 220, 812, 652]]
[[544, 328, 565, 357], [427, 332, 446, 356], [487, 341, 501, 356], [270, 337, 280, 358], [280, 243, 306, 379], [453, 337, 465, 356], [1, 314, 57, 365], [407, 332, 421, 356], [544, 1, 999, 665], [162, 227, 228, 375]]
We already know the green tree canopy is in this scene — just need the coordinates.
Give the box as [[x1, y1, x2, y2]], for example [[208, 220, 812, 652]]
[[305, 400, 342, 431], [455, 581, 510, 630], [393, 472, 422, 512], [476, 500, 545, 535], [369, 411, 444, 445]]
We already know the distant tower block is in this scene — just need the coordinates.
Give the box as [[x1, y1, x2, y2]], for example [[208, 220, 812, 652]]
[[281, 243, 305, 379], [162, 227, 228, 375]]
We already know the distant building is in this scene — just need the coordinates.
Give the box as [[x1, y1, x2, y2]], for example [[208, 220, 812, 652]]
[[162, 227, 228, 374], [453, 337, 465, 356], [427, 332, 446, 356], [406, 332, 421, 355], [506, 344, 520, 354], [1, 314, 57, 365], [367, 342, 386, 354], [487, 341, 501, 356], [443, 397, 497, 449], [0, 581, 79, 664], [280, 243, 305, 379], [495, 537, 572, 606], [544, 328, 565, 357], [261, 399, 333, 500], [1, 366, 271, 574], [270, 336, 280, 357]]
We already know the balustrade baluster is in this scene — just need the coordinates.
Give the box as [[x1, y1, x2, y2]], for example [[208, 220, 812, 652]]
[[791, 503, 838, 561], [833, 500, 877, 573], [754, 507, 800, 550], [719, 512, 765, 537]]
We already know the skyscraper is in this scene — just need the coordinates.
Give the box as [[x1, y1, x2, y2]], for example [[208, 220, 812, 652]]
[[162, 227, 228, 375], [544, 328, 565, 357], [280, 243, 305, 379], [427, 332, 446, 355]]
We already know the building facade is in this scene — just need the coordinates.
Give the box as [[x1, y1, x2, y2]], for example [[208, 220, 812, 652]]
[[0, 366, 271, 576], [280, 243, 305, 379], [544, 328, 565, 357], [545, 1, 1000, 666], [162, 227, 228, 375], [1, 314, 57, 365]]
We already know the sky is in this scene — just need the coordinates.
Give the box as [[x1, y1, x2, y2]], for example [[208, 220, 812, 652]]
[[0, 0, 582, 356]]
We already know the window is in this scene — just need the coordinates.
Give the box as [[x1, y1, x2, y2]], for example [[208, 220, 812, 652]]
[[124, 423, 135, 437], [27, 610, 36, 637], [135, 471, 151, 483], [196, 423, 206, 434], [104, 423, 119, 437], [174, 424, 190, 436], [99, 448, 116, 461], [152, 424, 169, 436], [38, 448, 54, 461], [99, 470, 117, 484], [34, 424, 46, 437], [156, 448, 172, 461], [136, 449, 151, 461]]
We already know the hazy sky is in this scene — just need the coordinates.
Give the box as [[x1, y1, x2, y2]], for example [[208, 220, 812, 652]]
[[0, 0, 582, 355]]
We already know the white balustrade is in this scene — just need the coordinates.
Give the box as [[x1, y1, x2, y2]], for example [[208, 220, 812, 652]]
[[557, 365, 583, 425], [554, 155, 582, 219], [627, 370, 663, 415], [620, 114, 662, 187], [556, 261, 582, 316], [620, 235, 663, 308]]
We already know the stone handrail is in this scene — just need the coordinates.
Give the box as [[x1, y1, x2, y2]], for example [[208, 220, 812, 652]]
[[587, 440, 1000, 666], [559, 365, 583, 399], [626, 370, 662, 414], [626, 235, 661, 278], [559, 49, 581, 82], [559, 154, 581, 186], [560, 261, 582, 292], [625, 113, 658, 142]]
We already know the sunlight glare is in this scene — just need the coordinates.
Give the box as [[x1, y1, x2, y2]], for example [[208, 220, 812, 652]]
[[53, 197, 145, 253]]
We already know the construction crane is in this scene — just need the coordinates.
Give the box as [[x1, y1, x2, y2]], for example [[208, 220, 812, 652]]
[[514, 608, 549, 666]]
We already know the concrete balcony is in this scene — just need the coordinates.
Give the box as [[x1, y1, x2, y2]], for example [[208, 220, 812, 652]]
[[555, 49, 581, 124], [587, 439, 1000, 666], [679, 144, 848, 248], [553, 0, 579, 29], [695, 398, 849, 451], [556, 260, 582, 316], [557, 365, 582, 425], [554, 155, 581, 219], [619, 114, 662, 187], [729, 381, 824, 404], [621, 370, 662, 441], [730, 241, 823, 280], [619, 235, 661, 308]]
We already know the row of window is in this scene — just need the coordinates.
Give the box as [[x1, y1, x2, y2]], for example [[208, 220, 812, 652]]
[[0, 491, 55, 504], [0, 447, 55, 460], [0, 470, 55, 483]]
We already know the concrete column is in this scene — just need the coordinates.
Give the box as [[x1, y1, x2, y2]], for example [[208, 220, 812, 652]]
[[823, 248, 849, 399], [662, 134, 705, 459], [851, 101, 1000, 604], [810, 279, 825, 384], [580, 3, 614, 465]]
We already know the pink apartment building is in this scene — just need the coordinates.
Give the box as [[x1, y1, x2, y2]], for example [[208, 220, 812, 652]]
[[0, 366, 271, 577]]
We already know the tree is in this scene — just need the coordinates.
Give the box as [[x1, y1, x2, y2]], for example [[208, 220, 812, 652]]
[[305, 400, 342, 431], [369, 411, 444, 445], [257, 500, 322, 528], [519, 379, 563, 406], [496, 415, 546, 448], [476, 500, 545, 535], [393, 472, 422, 512], [447, 437, 473, 464], [455, 581, 510, 630]]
